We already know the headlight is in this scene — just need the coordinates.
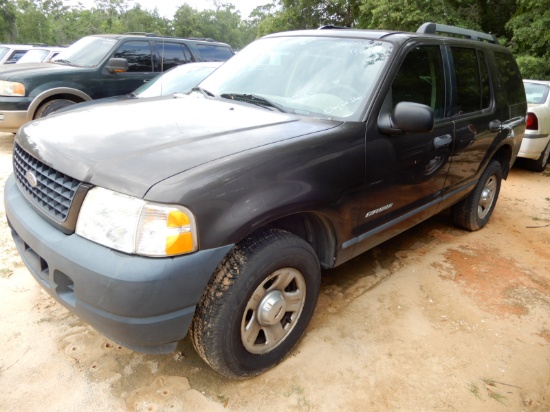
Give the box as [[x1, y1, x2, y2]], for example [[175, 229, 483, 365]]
[[75, 187, 197, 257], [0, 80, 25, 96]]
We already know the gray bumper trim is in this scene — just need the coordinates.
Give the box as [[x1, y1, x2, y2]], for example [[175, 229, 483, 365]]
[[5, 174, 233, 353]]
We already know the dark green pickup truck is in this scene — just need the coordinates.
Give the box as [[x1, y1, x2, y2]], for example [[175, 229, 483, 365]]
[[0, 33, 234, 133]]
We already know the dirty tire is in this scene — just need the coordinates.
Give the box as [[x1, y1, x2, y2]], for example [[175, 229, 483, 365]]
[[523, 140, 550, 172], [34, 99, 76, 118], [452, 160, 502, 231], [190, 228, 321, 379]]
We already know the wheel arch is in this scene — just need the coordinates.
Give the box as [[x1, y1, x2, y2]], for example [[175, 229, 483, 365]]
[[27, 87, 92, 120], [258, 212, 337, 270], [491, 143, 513, 179], [218, 211, 338, 271]]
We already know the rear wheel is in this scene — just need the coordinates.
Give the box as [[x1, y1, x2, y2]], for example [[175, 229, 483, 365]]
[[191, 228, 321, 378], [523, 140, 550, 172], [34, 99, 76, 118], [452, 160, 502, 231]]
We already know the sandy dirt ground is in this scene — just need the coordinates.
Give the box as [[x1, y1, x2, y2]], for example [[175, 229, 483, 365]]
[[0, 131, 549, 411]]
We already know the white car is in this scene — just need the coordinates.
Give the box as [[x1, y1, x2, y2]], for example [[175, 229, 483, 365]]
[[521, 80, 550, 171], [0, 44, 33, 64], [16, 46, 65, 64]]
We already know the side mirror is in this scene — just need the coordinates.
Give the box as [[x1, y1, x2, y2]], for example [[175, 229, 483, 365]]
[[105, 58, 129, 74], [378, 102, 434, 135]]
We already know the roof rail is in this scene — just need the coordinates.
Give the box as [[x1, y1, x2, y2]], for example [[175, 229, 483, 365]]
[[124, 32, 159, 36], [417, 22, 498, 44], [122, 33, 220, 43], [318, 25, 349, 30]]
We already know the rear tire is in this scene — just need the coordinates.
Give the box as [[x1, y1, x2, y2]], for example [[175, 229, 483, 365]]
[[191, 228, 321, 379], [452, 160, 502, 231], [523, 140, 550, 172], [34, 99, 76, 118]]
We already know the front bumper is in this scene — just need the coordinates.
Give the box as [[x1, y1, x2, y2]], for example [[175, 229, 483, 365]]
[[0, 110, 28, 133], [4, 174, 233, 353]]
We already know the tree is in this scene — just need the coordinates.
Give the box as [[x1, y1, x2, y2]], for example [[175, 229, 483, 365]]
[[124, 4, 172, 36], [172, 2, 250, 49], [0, 0, 17, 42], [15, 0, 69, 44], [172, 4, 203, 39], [506, 0, 550, 79]]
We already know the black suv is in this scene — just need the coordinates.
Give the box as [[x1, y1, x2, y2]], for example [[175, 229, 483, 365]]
[[0, 33, 234, 133], [5, 23, 526, 378]]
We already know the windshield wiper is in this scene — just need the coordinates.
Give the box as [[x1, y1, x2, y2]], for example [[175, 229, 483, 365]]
[[190, 86, 215, 98], [220, 93, 288, 113], [52, 59, 73, 66]]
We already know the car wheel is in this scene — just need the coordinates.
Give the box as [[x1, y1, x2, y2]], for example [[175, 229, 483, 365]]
[[191, 228, 321, 378], [452, 160, 502, 231], [524, 140, 550, 172], [34, 99, 76, 118]]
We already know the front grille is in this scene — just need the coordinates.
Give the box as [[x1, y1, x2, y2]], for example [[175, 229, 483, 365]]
[[13, 143, 82, 222]]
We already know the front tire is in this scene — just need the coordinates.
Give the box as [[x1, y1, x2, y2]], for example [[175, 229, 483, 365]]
[[191, 228, 321, 378], [34, 99, 76, 118], [452, 160, 502, 231]]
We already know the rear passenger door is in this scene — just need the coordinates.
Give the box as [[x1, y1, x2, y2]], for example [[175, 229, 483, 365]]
[[154, 41, 193, 70], [442, 46, 500, 195]]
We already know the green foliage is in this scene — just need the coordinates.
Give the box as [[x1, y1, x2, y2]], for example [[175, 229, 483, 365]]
[[515, 55, 550, 80], [0, 0, 17, 42], [505, 0, 550, 79], [172, 2, 255, 49]]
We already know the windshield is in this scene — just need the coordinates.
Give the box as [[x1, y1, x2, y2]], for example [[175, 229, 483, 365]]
[[135, 63, 221, 97], [0, 47, 9, 60], [53, 36, 118, 67], [17, 49, 49, 64], [200, 36, 393, 120], [524, 82, 550, 104]]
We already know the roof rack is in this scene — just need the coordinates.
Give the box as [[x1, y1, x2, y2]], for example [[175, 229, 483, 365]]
[[122, 33, 217, 42], [124, 32, 159, 36], [417, 22, 498, 44], [318, 25, 349, 30]]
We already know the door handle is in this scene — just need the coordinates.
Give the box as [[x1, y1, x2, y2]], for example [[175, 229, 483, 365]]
[[433, 134, 452, 149], [489, 120, 502, 131]]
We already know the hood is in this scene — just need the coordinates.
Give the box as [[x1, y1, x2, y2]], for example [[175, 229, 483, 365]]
[[17, 95, 340, 197], [0, 62, 85, 80]]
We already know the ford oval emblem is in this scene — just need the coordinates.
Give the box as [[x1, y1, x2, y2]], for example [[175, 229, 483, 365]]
[[25, 171, 38, 188]]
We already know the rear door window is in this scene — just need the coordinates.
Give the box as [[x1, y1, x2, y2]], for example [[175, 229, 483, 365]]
[[524, 82, 550, 104], [156, 42, 192, 70], [451, 47, 492, 114]]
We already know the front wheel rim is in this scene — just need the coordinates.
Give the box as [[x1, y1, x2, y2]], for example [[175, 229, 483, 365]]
[[241, 268, 306, 354], [478, 175, 497, 219]]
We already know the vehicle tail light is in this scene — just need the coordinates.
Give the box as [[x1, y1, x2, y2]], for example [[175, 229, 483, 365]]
[[526, 112, 538, 130]]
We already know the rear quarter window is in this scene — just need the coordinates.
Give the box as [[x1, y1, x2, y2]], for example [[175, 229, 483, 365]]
[[524, 82, 550, 104], [494, 52, 526, 106], [195, 44, 234, 61]]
